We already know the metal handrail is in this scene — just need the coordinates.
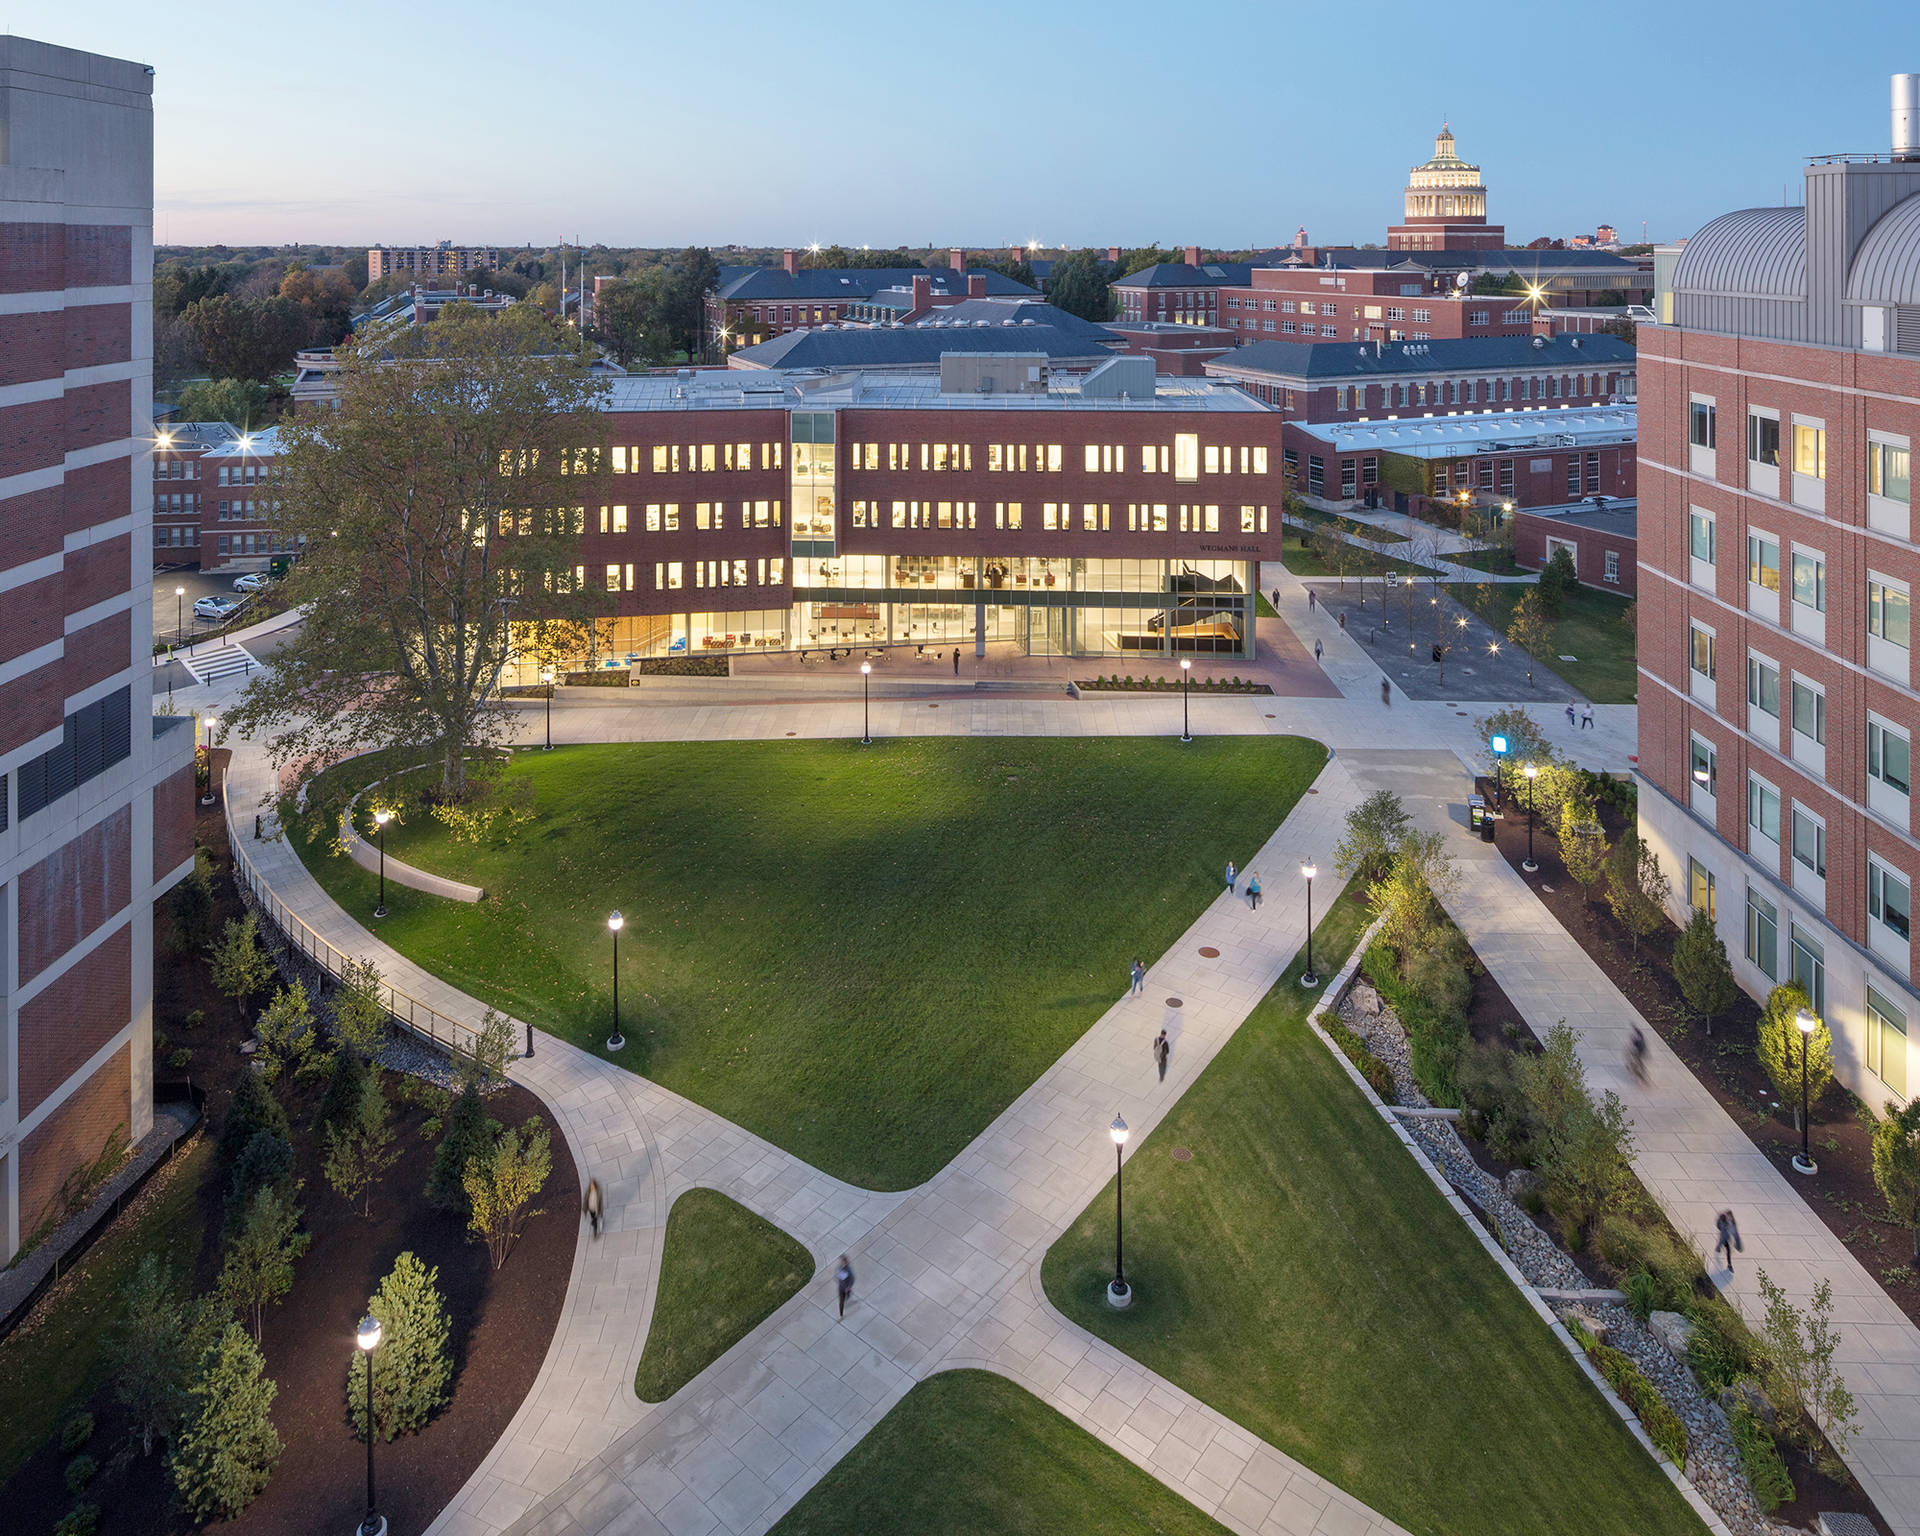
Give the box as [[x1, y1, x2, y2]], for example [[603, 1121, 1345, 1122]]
[[222, 782, 482, 1054]]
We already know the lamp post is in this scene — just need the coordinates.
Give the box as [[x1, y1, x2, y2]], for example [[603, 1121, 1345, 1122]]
[[1107, 1113, 1131, 1308], [1522, 762, 1539, 873], [1180, 657, 1193, 743], [199, 717, 218, 805], [355, 1314, 385, 1536], [540, 668, 555, 750], [372, 809, 391, 919], [1792, 1007, 1819, 1175], [1300, 859, 1319, 986], [174, 583, 185, 649], [606, 911, 625, 1052], [860, 661, 872, 745]]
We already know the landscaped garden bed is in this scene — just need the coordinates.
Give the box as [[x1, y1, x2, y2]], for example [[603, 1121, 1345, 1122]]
[[287, 736, 1330, 1189], [0, 779, 576, 1535], [1482, 764, 1920, 1333], [1074, 674, 1272, 694]]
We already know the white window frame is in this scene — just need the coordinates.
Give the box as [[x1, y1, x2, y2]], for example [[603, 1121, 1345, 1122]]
[[1688, 394, 1717, 478], [1688, 506, 1716, 591], [1868, 570, 1911, 686], [1790, 801, 1827, 908], [1745, 883, 1779, 980], [1689, 732, 1719, 818], [1867, 429, 1911, 538], [1747, 405, 1781, 499], [1869, 711, 1912, 831], [1746, 650, 1780, 744], [1747, 529, 1781, 621], [1790, 414, 1827, 511], [1866, 985, 1908, 1100], [1747, 772, 1782, 862], [1790, 545, 1826, 646], [1868, 854, 1913, 976], [1789, 673, 1827, 778], [1689, 620, 1717, 707]]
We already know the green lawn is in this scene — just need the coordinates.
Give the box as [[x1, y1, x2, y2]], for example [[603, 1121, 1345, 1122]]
[[1289, 506, 1403, 544], [0, 1136, 214, 1481], [296, 736, 1327, 1189], [1448, 547, 1528, 576], [1450, 581, 1638, 703], [634, 1189, 813, 1402], [1039, 895, 1704, 1536], [1279, 532, 1433, 583], [767, 1370, 1230, 1536]]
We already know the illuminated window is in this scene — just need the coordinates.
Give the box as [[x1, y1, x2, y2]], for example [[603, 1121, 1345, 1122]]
[[1173, 434, 1199, 483], [652, 445, 668, 472]]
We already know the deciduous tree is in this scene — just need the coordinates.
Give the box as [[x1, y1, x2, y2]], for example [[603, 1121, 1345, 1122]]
[[112, 1254, 218, 1457], [1604, 828, 1671, 955], [221, 305, 613, 799], [1334, 789, 1411, 884], [1755, 1270, 1860, 1466], [208, 912, 275, 1010], [1872, 1101, 1920, 1259], [1506, 589, 1553, 686], [1046, 250, 1114, 322], [218, 1186, 310, 1344], [324, 1070, 401, 1218], [1558, 798, 1610, 901], [254, 982, 314, 1084], [465, 1115, 552, 1269]]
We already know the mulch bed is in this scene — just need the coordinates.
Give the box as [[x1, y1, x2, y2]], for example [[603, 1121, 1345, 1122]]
[[4, 759, 579, 1536], [1442, 912, 1882, 1530], [1478, 795, 1920, 1332]]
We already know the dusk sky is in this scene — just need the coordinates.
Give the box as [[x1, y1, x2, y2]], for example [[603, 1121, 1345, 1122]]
[[11, 0, 1917, 250]]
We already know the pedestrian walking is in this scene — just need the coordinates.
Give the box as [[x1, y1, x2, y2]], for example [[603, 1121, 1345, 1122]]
[[1565, 701, 1577, 729], [583, 1178, 602, 1240], [1130, 957, 1145, 998], [1581, 703, 1594, 730], [1313, 638, 1324, 663], [1153, 1028, 1170, 1082], [1714, 1210, 1742, 1274], [1247, 872, 1262, 909], [953, 648, 960, 675], [1224, 859, 1236, 894], [835, 1254, 855, 1319], [1338, 611, 1347, 632], [1271, 588, 1280, 611], [1308, 588, 1317, 611], [1381, 678, 1391, 706]]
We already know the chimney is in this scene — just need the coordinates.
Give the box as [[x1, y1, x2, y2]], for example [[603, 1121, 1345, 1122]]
[[1107, 246, 1121, 264], [782, 248, 799, 276], [911, 274, 930, 312], [968, 273, 986, 298], [1184, 245, 1201, 267], [1009, 244, 1024, 264], [950, 247, 967, 273], [1896, 73, 1920, 161]]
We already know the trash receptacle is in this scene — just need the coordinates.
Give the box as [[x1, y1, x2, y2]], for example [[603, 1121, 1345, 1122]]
[[1468, 795, 1485, 837]]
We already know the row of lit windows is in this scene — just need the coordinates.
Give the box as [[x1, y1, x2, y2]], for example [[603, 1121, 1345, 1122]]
[[595, 501, 783, 533], [612, 442, 784, 474], [155, 458, 199, 480], [846, 499, 1270, 534], [633, 557, 786, 592]]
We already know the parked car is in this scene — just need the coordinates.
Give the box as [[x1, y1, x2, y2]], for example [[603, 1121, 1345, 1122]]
[[193, 595, 241, 622], [232, 572, 271, 593]]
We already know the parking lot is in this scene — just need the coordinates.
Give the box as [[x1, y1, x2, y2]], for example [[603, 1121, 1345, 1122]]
[[151, 566, 261, 646]]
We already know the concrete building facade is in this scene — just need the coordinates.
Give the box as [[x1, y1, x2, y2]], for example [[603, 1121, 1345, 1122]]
[[0, 38, 195, 1260], [1636, 81, 1920, 1116]]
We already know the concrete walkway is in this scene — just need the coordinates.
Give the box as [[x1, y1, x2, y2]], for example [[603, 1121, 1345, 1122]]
[[1338, 748, 1920, 1536]]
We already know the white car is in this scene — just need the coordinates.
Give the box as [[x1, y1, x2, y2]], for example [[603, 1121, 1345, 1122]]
[[193, 595, 241, 622], [232, 572, 271, 593]]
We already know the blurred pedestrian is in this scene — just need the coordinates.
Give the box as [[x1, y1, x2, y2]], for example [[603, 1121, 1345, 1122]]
[[1308, 588, 1317, 611], [1338, 611, 1347, 632], [1130, 957, 1145, 998], [1247, 872, 1262, 910], [835, 1254, 855, 1319], [1313, 638, 1324, 663], [1565, 701, 1577, 729], [1381, 678, 1391, 706], [1154, 1028, 1171, 1081], [1628, 1024, 1650, 1085], [1581, 703, 1594, 730], [953, 648, 960, 675], [1225, 859, 1237, 895], [1714, 1210, 1742, 1274], [583, 1178, 602, 1240]]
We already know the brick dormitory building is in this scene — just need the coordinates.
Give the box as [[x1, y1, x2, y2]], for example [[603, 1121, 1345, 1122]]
[[1636, 77, 1920, 1114], [0, 38, 195, 1260]]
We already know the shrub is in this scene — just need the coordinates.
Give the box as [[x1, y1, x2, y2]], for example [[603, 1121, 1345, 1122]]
[[1755, 1269, 1860, 1460], [427, 1079, 501, 1214], [1873, 1100, 1920, 1260], [454, 1008, 516, 1092], [54, 1504, 99, 1536], [1673, 908, 1738, 1035], [64, 1454, 97, 1494], [58, 1414, 94, 1454], [1407, 1017, 1466, 1108], [465, 1116, 552, 1269], [1685, 1294, 1759, 1392], [218, 1070, 289, 1168], [1333, 789, 1411, 885], [323, 1070, 400, 1218], [227, 1128, 295, 1219], [346, 1252, 453, 1441], [1604, 829, 1671, 955], [1325, 1020, 1396, 1103], [169, 1047, 193, 1069], [219, 1186, 311, 1344], [330, 955, 390, 1059], [254, 981, 315, 1084], [1756, 982, 1834, 1129], [171, 1323, 282, 1520], [1515, 1022, 1635, 1241], [185, 1008, 205, 1030], [1730, 1402, 1794, 1512], [1622, 1269, 1661, 1322], [112, 1254, 219, 1457], [1589, 1341, 1688, 1465], [1558, 799, 1609, 901], [207, 912, 275, 1008], [313, 1043, 367, 1137], [1538, 545, 1578, 615]]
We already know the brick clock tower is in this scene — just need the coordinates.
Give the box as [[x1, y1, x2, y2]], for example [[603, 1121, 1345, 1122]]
[[1387, 124, 1507, 252]]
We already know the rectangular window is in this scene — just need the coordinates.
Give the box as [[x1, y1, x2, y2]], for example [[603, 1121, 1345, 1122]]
[[1870, 858, 1912, 943], [1747, 534, 1780, 592], [1792, 807, 1827, 878], [1748, 776, 1780, 846], [1868, 435, 1912, 504], [1790, 925, 1826, 1016], [1870, 717, 1912, 796], [1791, 550, 1826, 613], [1604, 549, 1620, 583], [1747, 655, 1780, 718], [1867, 986, 1908, 1098], [1690, 735, 1718, 795], [1690, 400, 1716, 448], [1748, 412, 1780, 467], [1690, 625, 1716, 680], [1790, 679, 1826, 745], [1792, 422, 1826, 479], [1869, 577, 1911, 648], [1173, 434, 1199, 483], [1689, 858, 1717, 919], [1745, 885, 1778, 978]]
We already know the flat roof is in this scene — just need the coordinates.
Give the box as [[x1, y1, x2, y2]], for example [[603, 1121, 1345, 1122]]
[[1516, 497, 1638, 537], [602, 366, 1269, 416], [1292, 404, 1636, 458]]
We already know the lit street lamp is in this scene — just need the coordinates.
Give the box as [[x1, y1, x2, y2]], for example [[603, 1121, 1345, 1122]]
[[174, 583, 185, 648], [1180, 657, 1193, 743], [372, 808, 391, 918], [1522, 762, 1540, 873], [1107, 1113, 1131, 1308], [861, 661, 872, 745], [541, 668, 555, 750], [606, 911, 625, 1052], [355, 1314, 385, 1536], [1300, 859, 1320, 986], [1792, 1008, 1819, 1175], [200, 716, 219, 805]]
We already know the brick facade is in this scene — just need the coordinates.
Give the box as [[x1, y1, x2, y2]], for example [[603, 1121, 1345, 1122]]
[[16, 1043, 130, 1237], [17, 926, 134, 1119], [18, 806, 132, 985], [1514, 510, 1638, 595]]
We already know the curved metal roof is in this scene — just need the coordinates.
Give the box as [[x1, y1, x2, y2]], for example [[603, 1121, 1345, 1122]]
[[1673, 207, 1805, 299], [1846, 193, 1920, 305]]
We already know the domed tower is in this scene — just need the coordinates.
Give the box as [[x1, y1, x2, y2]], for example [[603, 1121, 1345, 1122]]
[[1387, 124, 1507, 251]]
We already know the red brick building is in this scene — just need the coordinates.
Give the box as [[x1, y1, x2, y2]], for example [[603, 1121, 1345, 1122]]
[[150, 419, 233, 563], [1, 38, 195, 1259], [1111, 248, 1256, 326], [706, 250, 1036, 351], [1386, 124, 1506, 251], [1513, 498, 1638, 595], [506, 353, 1286, 671], [1636, 91, 1920, 1114], [1221, 264, 1538, 343]]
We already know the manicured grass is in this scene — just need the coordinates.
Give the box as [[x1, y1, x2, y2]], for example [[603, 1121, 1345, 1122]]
[[767, 1370, 1230, 1536], [0, 1136, 214, 1481], [1450, 581, 1638, 703], [1449, 547, 1528, 575], [1279, 531, 1434, 583], [634, 1189, 813, 1402], [296, 736, 1326, 1189], [1039, 895, 1704, 1536]]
